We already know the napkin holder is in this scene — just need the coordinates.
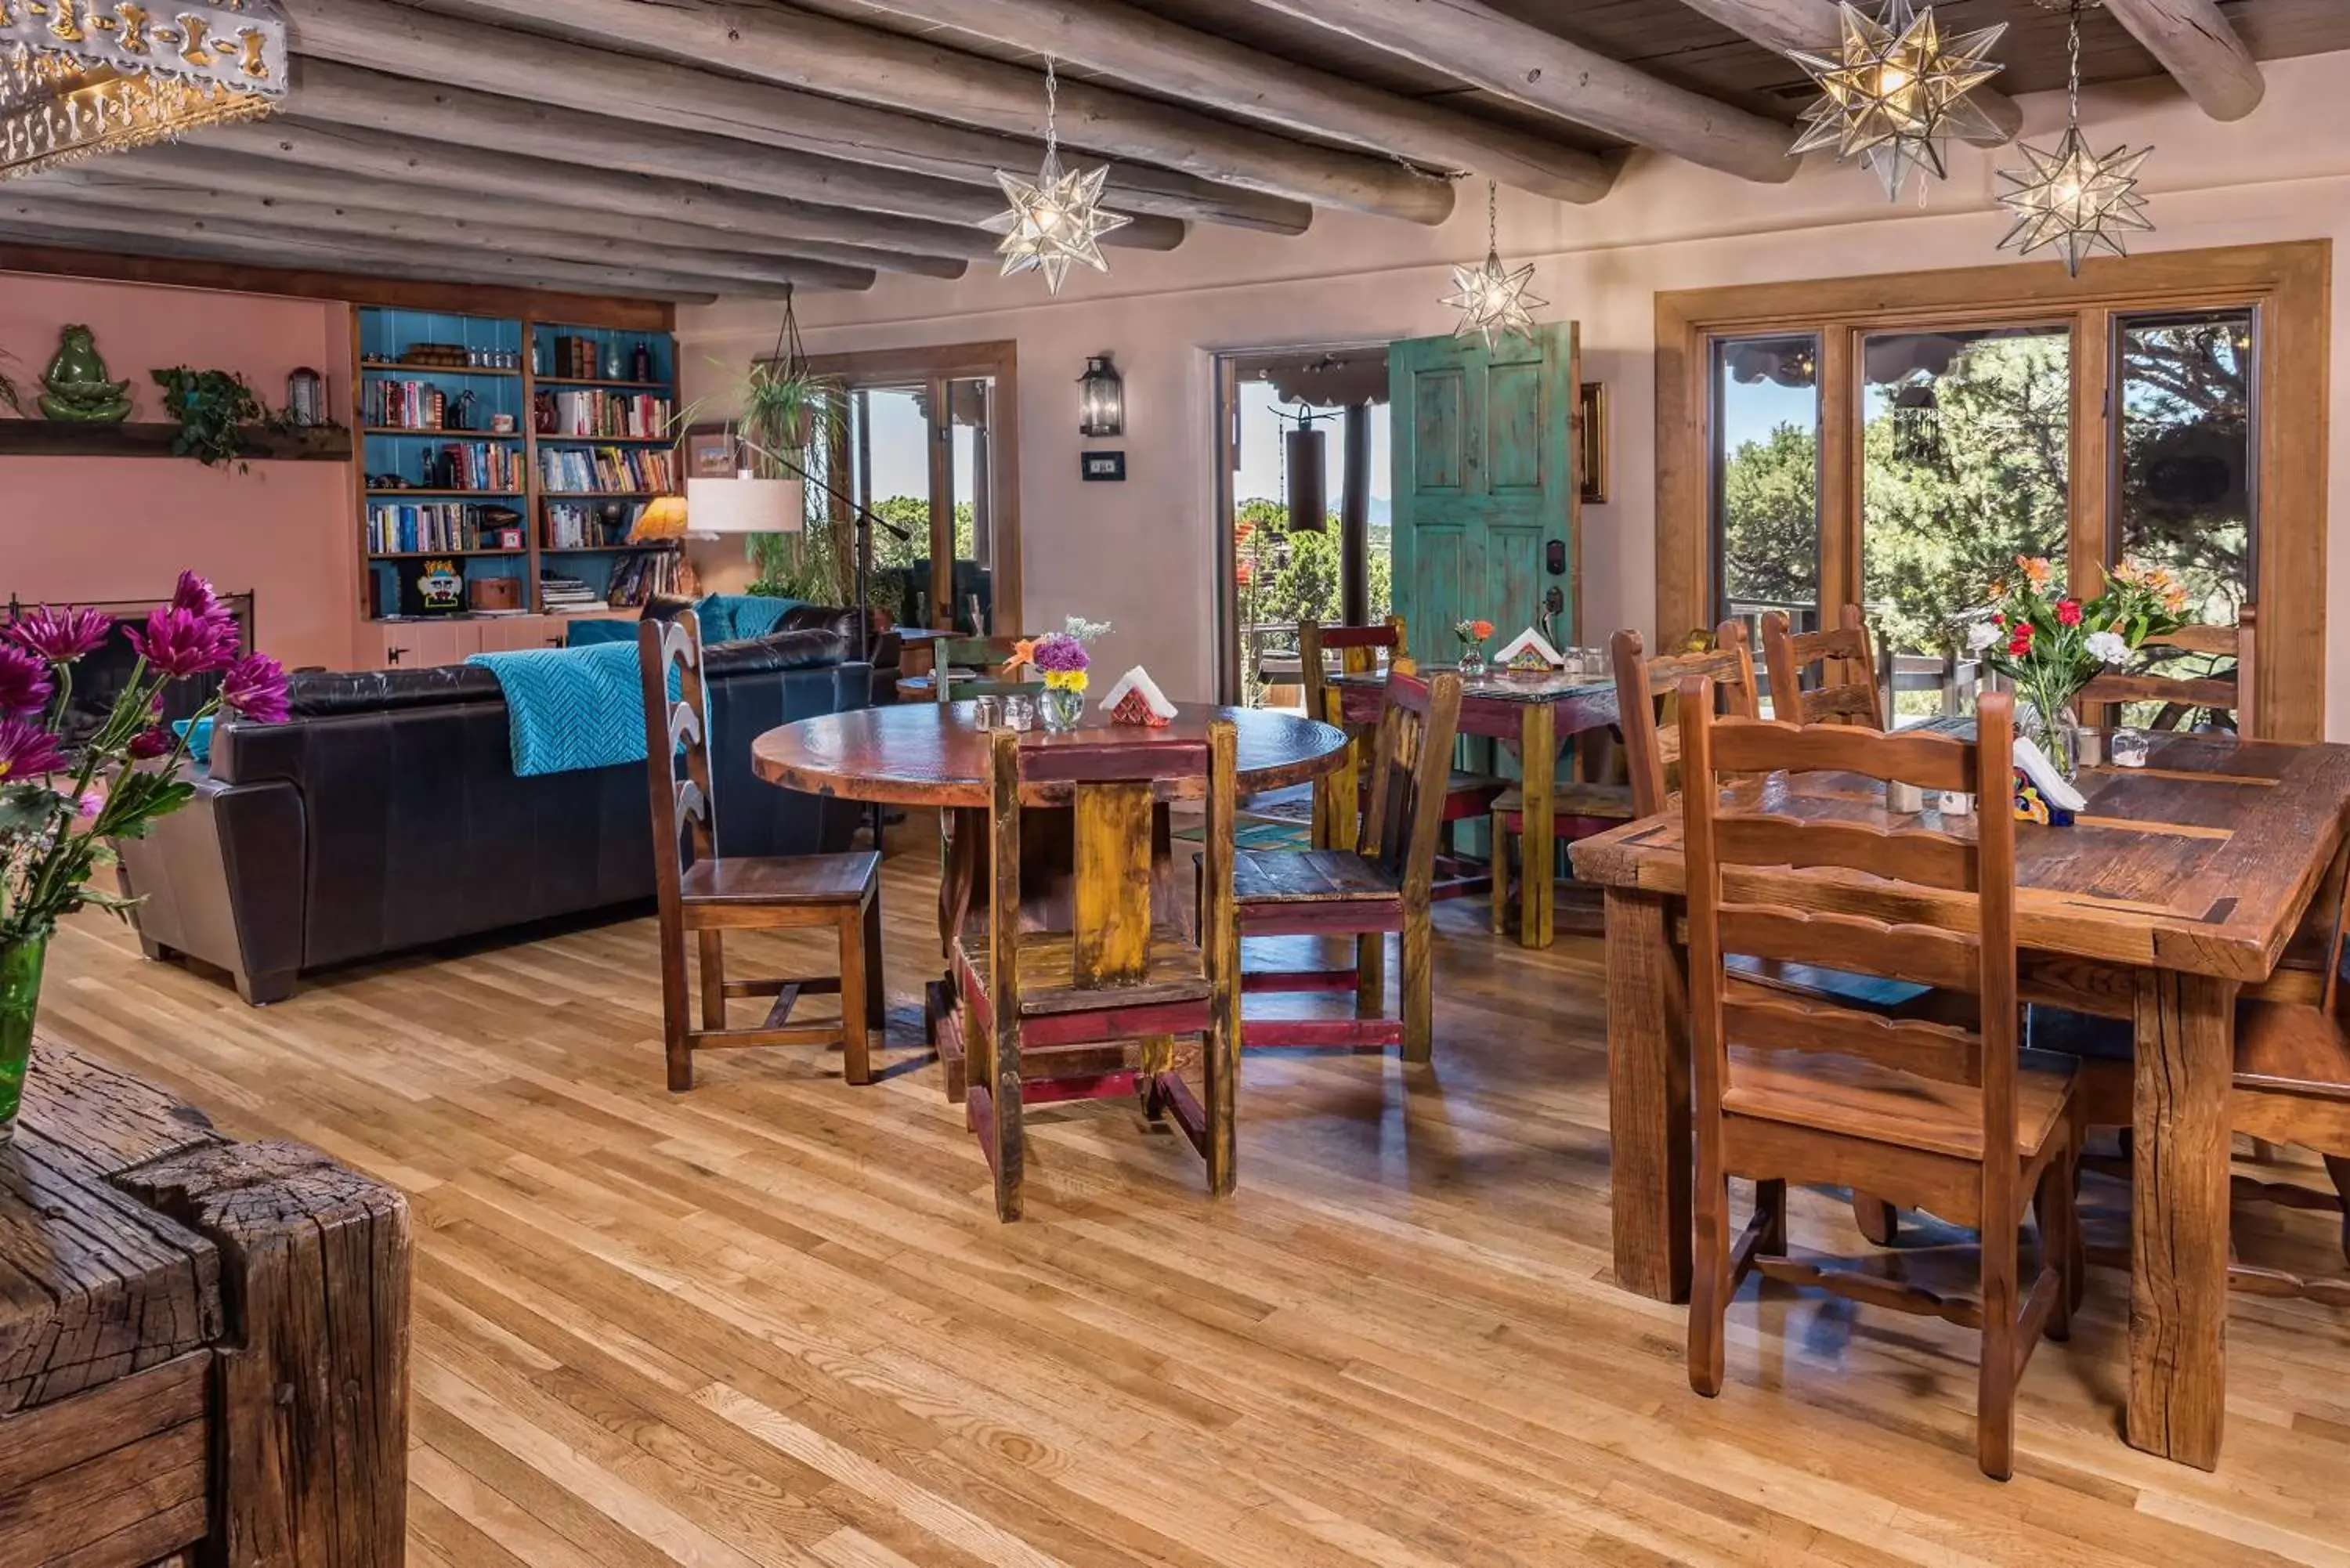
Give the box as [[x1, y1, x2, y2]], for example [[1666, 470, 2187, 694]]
[[1100, 666, 1177, 727]]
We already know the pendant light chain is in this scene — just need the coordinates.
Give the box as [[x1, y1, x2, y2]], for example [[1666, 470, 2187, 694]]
[[1044, 55, 1059, 161]]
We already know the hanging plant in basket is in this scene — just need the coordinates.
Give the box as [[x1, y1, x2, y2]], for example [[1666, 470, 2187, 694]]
[[150, 367, 268, 469]]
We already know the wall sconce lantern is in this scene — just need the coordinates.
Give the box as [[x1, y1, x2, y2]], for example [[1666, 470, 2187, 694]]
[[1078, 353, 1123, 437]]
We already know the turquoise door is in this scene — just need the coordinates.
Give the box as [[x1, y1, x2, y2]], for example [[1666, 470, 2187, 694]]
[[1389, 323, 1578, 660]]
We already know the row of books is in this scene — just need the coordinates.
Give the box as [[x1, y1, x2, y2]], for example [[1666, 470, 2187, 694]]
[[544, 390, 672, 439], [541, 501, 645, 551], [400, 442, 523, 493], [363, 380, 515, 432], [367, 503, 522, 555], [608, 550, 685, 608], [539, 446, 676, 495]]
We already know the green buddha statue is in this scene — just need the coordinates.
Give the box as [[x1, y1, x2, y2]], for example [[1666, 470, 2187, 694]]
[[38, 325, 134, 423]]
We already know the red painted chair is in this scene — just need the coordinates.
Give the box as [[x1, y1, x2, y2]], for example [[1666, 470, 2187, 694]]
[[1299, 617, 1506, 853], [1231, 671, 1463, 1060], [939, 722, 1241, 1221]]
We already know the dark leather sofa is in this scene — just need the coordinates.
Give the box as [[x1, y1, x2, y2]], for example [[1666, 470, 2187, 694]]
[[117, 607, 880, 1003]]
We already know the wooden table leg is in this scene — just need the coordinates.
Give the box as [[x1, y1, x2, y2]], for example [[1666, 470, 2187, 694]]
[[2128, 967, 2236, 1470], [1607, 886, 1691, 1302], [1517, 703, 1556, 949]]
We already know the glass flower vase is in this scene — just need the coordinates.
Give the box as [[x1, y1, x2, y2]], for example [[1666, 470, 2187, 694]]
[[1043, 685, 1086, 732], [1458, 645, 1488, 679], [2019, 694, 2084, 780], [0, 935, 45, 1147]]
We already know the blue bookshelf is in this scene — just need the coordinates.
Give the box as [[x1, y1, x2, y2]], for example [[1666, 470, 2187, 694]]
[[353, 308, 678, 620]]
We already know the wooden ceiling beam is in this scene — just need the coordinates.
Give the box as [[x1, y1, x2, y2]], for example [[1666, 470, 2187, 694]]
[[119, 143, 968, 280], [801, 0, 1614, 203], [2102, 0, 2263, 121], [1672, 0, 2022, 142], [191, 118, 1043, 266], [0, 209, 725, 302], [22, 174, 880, 292], [1242, 0, 1798, 183], [280, 0, 1299, 233], [388, 0, 1437, 224]]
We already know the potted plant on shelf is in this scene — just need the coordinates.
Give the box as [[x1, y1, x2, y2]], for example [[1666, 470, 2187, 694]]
[[1968, 554, 2189, 775], [0, 574, 288, 1141]]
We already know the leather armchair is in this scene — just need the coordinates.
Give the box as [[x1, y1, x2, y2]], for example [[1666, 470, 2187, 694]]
[[117, 617, 873, 1003]]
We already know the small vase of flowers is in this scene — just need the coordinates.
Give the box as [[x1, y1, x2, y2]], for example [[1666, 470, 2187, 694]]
[[1453, 617, 1495, 678], [1031, 633, 1091, 731], [0, 574, 287, 1141], [1969, 555, 2188, 778]]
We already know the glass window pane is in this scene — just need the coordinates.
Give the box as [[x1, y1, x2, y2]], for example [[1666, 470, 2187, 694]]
[[2116, 310, 2254, 627], [1861, 325, 2070, 723], [1712, 334, 1820, 641]]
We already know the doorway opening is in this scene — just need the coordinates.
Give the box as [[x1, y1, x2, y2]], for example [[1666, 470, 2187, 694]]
[[1212, 346, 1392, 708]]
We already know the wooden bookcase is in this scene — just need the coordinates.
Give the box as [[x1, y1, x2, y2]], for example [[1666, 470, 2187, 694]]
[[353, 307, 681, 659]]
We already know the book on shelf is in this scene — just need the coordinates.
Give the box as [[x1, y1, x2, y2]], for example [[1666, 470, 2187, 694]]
[[542, 500, 649, 551], [548, 389, 673, 439], [607, 549, 684, 608], [538, 573, 603, 610], [367, 500, 523, 555], [537, 444, 675, 494]]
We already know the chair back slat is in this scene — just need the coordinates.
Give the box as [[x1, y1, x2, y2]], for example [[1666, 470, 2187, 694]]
[[1300, 617, 1404, 852], [639, 612, 717, 894], [1611, 623, 1760, 816], [2079, 606, 2256, 736], [1683, 682, 2019, 1200], [1071, 780, 1155, 988], [937, 634, 1038, 703], [1358, 671, 1462, 896], [1762, 605, 1885, 728]]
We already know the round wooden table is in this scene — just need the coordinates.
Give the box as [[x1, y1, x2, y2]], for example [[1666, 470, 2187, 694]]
[[754, 703, 1349, 1083]]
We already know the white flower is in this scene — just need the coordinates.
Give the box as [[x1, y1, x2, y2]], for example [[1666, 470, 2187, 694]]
[[1964, 619, 2001, 653], [2084, 630, 2130, 667]]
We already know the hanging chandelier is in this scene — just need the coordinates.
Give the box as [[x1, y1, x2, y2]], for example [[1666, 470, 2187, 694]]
[[1441, 180, 1546, 349], [982, 56, 1130, 296], [1996, 1, 2152, 276], [1788, 0, 2007, 202], [1, 0, 289, 182]]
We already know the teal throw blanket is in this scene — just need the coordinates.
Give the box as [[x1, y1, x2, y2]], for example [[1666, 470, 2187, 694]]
[[695, 594, 802, 642], [467, 641, 678, 778]]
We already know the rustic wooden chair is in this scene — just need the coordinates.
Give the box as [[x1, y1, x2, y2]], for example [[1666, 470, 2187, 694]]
[[1231, 671, 1462, 1060], [2079, 606, 2256, 737], [1299, 616, 1504, 852], [638, 611, 883, 1092], [1680, 684, 2083, 1480], [942, 722, 1241, 1221], [1762, 605, 1885, 728]]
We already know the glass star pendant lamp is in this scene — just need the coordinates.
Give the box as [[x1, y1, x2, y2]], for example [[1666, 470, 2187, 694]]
[[1442, 181, 1546, 349], [1789, 0, 2008, 201], [983, 56, 1131, 295], [1996, 0, 2153, 276]]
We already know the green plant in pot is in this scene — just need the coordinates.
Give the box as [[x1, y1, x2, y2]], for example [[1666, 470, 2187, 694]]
[[0, 576, 288, 1140], [150, 366, 268, 468]]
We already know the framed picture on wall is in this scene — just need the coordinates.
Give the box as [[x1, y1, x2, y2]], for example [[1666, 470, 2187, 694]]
[[1578, 382, 1608, 504], [682, 424, 740, 479]]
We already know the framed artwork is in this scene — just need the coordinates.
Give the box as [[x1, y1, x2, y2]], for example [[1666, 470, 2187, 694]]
[[682, 424, 740, 480], [1578, 381, 1608, 504]]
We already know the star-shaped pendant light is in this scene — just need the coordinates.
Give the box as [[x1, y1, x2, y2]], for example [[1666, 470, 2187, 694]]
[[982, 56, 1130, 295], [1789, 0, 2008, 202], [1442, 181, 1546, 349], [1996, 2, 2152, 275]]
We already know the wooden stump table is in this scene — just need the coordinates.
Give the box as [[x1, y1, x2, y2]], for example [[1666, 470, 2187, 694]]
[[0, 1035, 410, 1567]]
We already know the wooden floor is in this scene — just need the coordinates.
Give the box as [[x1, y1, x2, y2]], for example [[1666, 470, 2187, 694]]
[[38, 826, 2350, 1567]]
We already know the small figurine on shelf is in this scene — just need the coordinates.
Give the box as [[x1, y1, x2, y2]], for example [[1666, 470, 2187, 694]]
[[602, 341, 624, 381], [447, 389, 478, 432], [631, 341, 653, 383]]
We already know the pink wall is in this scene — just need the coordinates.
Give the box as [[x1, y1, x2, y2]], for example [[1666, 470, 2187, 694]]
[[2, 274, 358, 670]]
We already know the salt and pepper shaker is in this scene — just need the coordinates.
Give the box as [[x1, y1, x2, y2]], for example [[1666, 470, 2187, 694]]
[[971, 695, 1003, 730], [1003, 695, 1036, 732], [1885, 780, 1925, 814], [1940, 791, 1976, 818]]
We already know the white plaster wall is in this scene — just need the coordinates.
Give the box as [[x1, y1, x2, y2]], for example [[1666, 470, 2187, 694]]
[[682, 53, 2350, 735]]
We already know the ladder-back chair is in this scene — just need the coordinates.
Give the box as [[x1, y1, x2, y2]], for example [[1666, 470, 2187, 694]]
[[638, 612, 884, 1091], [2080, 607, 2256, 737], [1762, 605, 1885, 728], [1232, 671, 1462, 1059], [1299, 616, 1505, 853], [1680, 685, 2082, 1479], [942, 722, 1241, 1221]]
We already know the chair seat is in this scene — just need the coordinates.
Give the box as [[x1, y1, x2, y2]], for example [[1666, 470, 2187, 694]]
[[1491, 781, 1636, 826], [957, 920, 1211, 1017], [1231, 848, 1399, 905], [682, 851, 879, 906], [1724, 1046, 2078, 1162], [1442, 769, 1511, 805], [2235, 1000, 2350, 1101]]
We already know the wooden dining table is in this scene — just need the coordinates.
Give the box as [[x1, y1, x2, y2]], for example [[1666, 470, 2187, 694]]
[[752, 702, 1350, 1082], [1570, 729, 2350, 1470], [1332, 666, 1620, 947]]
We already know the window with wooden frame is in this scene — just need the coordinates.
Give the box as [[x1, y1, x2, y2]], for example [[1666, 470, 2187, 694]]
[[1657, 242, 2327, 741]]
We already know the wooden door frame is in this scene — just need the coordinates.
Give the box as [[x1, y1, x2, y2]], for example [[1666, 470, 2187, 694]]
[[1657, 240, 2329, 742], [801, 340, 1021, 631]]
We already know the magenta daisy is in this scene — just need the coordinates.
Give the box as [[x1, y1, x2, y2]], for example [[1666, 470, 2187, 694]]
[[0, 645, 52, 716], [6, 605, 111, 664], [126, 605, 237, 679], [220, 652, 291, 724], [0, 716, 67, 782]]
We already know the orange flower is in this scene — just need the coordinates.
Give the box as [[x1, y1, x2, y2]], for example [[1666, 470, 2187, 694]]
[[2014, 555, 2055, 591], [1471, 620, 1495, 640]]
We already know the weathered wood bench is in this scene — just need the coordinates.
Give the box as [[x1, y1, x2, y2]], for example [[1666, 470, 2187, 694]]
[[0, 1035, 409, 1566]]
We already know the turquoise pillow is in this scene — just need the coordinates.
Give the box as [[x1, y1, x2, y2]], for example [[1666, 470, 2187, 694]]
[[564, 619, 640, 649], [171, 715, 215, 764], [694, 594, 802, 643]]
